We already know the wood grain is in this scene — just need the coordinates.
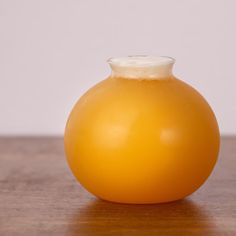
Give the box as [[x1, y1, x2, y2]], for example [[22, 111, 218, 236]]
[[0, 137, 235, 236]]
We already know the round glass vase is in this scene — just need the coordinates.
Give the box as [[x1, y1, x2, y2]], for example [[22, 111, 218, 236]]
[[64, 56, 220, 204]]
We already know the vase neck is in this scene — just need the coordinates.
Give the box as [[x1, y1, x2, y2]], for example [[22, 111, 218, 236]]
[[108, 56, 175, 80]]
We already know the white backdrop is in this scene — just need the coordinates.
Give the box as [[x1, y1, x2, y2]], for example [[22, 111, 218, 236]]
[[0, 0, 235, 135]]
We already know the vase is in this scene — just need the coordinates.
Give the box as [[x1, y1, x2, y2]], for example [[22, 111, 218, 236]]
[[64, 56, 220, 204]]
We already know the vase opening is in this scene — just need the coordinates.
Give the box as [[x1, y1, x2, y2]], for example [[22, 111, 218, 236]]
[[107, 55, 175, 80]]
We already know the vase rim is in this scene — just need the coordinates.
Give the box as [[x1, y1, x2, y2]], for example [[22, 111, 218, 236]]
[[107, 55, 175, 79], [107, 55, 175, 67]]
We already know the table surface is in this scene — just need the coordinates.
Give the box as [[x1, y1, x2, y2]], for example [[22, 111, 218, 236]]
[[0, 137, 235, 236]]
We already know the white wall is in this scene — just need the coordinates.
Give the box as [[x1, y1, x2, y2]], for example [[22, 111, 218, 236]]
[[0, 0, 235, 135]]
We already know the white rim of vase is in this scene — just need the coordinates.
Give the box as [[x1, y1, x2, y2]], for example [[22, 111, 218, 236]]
[[107, 55, 175, 79]]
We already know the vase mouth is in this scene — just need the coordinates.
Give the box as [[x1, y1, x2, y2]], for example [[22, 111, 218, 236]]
[[107, 55, 175, 79], [108, 55, 175, 67]]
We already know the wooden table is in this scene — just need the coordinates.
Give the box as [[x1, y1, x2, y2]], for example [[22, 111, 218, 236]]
[[0, 137, 235, 236]]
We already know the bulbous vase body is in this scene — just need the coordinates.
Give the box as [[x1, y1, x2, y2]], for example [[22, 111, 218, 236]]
[[64, 56, 220, 204]]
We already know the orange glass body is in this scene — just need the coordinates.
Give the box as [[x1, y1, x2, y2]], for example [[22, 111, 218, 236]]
[[64, 57, 220, 204]]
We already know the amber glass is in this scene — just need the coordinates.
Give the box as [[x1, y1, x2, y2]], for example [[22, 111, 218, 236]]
[[64, 56, 220, 204]]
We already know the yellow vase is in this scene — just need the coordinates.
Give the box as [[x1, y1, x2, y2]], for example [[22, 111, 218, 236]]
[[64, 56, 220, 204]]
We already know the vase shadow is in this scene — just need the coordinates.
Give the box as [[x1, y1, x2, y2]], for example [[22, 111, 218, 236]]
[[66, 198, 217, 236]]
